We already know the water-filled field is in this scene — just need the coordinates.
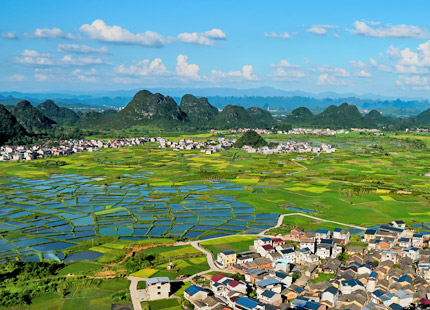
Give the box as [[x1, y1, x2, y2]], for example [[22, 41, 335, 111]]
[[0, 173, 278, 262]]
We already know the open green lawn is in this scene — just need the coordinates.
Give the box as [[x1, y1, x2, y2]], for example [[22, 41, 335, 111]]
[[200, 236, 256, 255], [58, 262, 104, 276], [143, 298, 182, 310]]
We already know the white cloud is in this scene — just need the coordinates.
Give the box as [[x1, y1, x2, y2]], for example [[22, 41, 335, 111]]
[[73, 68, 98, 82], [242, 65, 256, 80], [264, 32, 291, 39], [58, 44, 109, 54], [80, 19, 167, 47], [271, 59, 299, 68], [61, 55, 106, 66], [369, 58, 392, 73], [13, 49, 54, 66], [270, 60, 304, 81], [30, 27, 79, 40], [306, 25, 337, 36], [350, 60, 372, 77], [394, 64, 429, 74], [177, 28, 226, 46], [34, 73, 48, 81], [354, 70, 372, 77], [115, 58, 169, 76], [396, 75, 430, 90], [9, 74, 24, 81], [177, 32, 213, 46], [210, 65, 257, 81], [176, 55, 200, 79], [317, 73, 346, 86], [304, 57, 310, 64], [386, 45, 399, 57], [318, 65, 350, 77], [203, 29, 226, 39], [396, 40, 430, 67], [351, 21, 430, 38], [1, 32, 17, 39]]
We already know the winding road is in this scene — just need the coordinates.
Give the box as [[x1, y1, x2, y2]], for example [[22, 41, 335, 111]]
[[127, 212, 366, 309]]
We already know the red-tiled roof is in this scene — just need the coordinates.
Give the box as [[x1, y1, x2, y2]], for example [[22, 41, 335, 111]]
[[262, 245, 274, 250], [228, 280, 240, 287], [210, 273, 232, 283]]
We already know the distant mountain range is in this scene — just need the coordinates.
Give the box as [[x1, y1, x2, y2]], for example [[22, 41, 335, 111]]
[[1, 87, 429, 118], [2, 89, 430, 145]]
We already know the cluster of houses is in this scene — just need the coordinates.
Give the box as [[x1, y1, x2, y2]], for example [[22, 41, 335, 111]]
[[158, 137, 235, 154], [241, 141, 335, 155], [280, 129, 348, 136], [0, 137, 148, 161], [175, 220, 430, 310]]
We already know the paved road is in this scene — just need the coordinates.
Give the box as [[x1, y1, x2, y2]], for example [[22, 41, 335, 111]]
[[259, 213, 366, 236], [128, 210, 366, 309], [128, 276, 144, 310]]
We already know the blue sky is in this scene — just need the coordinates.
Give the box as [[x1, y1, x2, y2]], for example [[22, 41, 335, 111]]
[[1, 0, 430, 97]]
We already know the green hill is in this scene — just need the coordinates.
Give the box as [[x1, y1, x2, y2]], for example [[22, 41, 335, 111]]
[[111, 90, 187, 128], [284, 107, 314, 124], [246, 107, 275, 129], [37, 100, 79, 126], [364, 110, 393, 125], [283, 103, 376, 128], [0, 104, 28, 145], [414, 109, 430, 125], [11, 100, 56, 133], [234, 130, 268, 148], [213, 105, 252, 129], [179, 94, 219, 126]]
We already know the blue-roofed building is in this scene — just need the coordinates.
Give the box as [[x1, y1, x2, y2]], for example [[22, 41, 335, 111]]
[[235, 296, 262, 310], [398, 237, 411, 248], [184, 285, 208, 302], [256, 278, 283, 295], [144, 277, 171, 300], [321, 285, 339, 306], [316, 229, 330, 239], [259, 289, 282, 306], [340, 278, 364, 295]]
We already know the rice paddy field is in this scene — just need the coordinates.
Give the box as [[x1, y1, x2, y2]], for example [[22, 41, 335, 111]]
[[1, 131, 430, 263]]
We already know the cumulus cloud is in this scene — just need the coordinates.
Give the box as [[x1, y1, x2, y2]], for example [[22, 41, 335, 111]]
[[34, 73, 48, 81], [13, 49, 54, 66], [1, 32, 17, 39], [271, 59, 299, 68], [80, 19, 167, 47], [306, 25, 337, 36], [351, 21, 430, 38], [210, 65, 257, 81], [264, 32, 291, 39], [396, 40, 430, 67], [9, 74, 24, 81], [61, 55, 107, 66], [203, 29, 226, 39], [73, 68, 98, 82], [115, 58, 169, 76], [318, 65, 350, 77], [57, 44, 109, 54], [30, 27, 80, 40], [354, 70, 372, 77], [317, 73, 346, 86], [369, 58, 392, 73], [396, 75, 430, 90], [350, 60, 372, 77], [270, 59, 304, 81], [177, 28, 226, 46], [176, 55, 200, 79]]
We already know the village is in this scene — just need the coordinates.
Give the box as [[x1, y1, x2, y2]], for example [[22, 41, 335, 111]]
[[0, 132, 336, 161], [137, 221, 430, 310]]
